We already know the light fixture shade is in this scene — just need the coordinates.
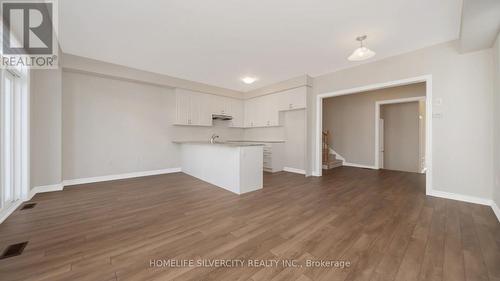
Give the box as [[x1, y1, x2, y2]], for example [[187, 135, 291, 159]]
[[242, 77, 257, 84], [348, 47, 376, 61]]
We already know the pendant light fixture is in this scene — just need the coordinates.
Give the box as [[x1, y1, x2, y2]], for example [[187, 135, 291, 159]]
[[348, 35, 376, 61]]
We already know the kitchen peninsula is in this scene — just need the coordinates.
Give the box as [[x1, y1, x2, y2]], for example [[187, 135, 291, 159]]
[[173, 141, 264, 194]]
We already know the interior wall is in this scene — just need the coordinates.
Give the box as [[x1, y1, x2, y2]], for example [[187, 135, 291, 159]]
[[322, 83, 425, 167], [381, 102, 420, 173], [312, 40, 494, 200], [30, 69, 62, 188], [493, 33, 500, 208], [62, 71, 243, 180], [284, 110, 306, 170]]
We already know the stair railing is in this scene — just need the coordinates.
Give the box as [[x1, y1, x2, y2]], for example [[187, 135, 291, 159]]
[[322, 131, 329, 166]]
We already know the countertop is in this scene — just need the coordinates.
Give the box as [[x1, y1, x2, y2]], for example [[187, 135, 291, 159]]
[[227, 140, 285, 143], [172, 141, 265, 147]]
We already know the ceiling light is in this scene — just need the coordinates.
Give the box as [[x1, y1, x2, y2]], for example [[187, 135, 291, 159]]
[[242, 77, 257, 84], [348, 35, 376, 61]]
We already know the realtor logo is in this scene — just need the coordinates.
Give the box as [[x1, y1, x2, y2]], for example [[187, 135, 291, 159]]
[[1, 0, 58, 68]]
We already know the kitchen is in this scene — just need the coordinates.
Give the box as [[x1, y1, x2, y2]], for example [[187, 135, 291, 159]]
[[173, 85, 308, 194]]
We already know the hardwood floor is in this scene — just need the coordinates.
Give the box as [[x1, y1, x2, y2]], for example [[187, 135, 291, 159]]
[[0, 167, 498, 281]]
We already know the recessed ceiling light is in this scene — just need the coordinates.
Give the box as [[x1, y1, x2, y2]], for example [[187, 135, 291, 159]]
[[348, 35, 376, 61], [242, 77, 257, 84]]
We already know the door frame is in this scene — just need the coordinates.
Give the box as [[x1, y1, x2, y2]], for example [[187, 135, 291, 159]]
[[315, 75, 432, 195], [375, 96, 426, 170]]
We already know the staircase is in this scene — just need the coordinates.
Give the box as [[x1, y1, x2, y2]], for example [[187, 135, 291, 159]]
[[322, 131, 343, 170]]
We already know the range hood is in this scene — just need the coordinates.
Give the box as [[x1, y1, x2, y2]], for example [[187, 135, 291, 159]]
[[212, 114, 233, 121]]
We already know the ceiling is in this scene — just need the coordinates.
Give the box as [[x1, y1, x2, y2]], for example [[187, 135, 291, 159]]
[[59, 0, 462, 92], [459, 0, 500, 53]]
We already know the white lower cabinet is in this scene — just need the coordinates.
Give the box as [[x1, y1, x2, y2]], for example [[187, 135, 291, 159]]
[[262, 143, 285, 173]]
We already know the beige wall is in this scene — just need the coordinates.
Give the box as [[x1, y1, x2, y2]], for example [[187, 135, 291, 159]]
[[62, 71, 243, 180], [62, 54, 243, 99], [312, 40, 494, 200], [381, 102, 420, 173], [322, 83, 425, 167], [493, 33, 500, 207], [30, 69, 62, 188]]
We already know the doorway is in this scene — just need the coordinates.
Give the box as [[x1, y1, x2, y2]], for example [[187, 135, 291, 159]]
[[377, 97, 426, 173], [316, 75, 432, 194]]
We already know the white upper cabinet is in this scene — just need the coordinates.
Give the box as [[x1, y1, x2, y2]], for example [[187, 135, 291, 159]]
[[228, 98, 244, 127], [275, 87, 307, 111], [175, 89, 212, 126], [175, 89, 244, 127], [175, 86, 306, 128], [243, 87, 307, 128]]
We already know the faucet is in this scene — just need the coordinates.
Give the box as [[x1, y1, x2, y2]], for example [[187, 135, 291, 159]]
[[210, 134, 220, 144]]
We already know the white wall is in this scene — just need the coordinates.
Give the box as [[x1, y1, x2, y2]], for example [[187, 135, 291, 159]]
[[493, 33, 500, 207], [62, 71, 243, 180], [312, 41, 494, 200], [30, 69, 62, 188], [283, 110, 306, 171]]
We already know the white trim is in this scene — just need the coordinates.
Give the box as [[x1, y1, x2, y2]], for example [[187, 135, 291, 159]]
[[28, 183, 64, 200], [63, 167, 182, 187], [283, 167, 306, 175], [0, 199, 23, 224], [491, 201, 500, 223], [374, 96, 426, 170], [315, 75, 433, 196], [427, 189, 492, 206], [343, 162, 377, 169], [1, 167, 182, 224]]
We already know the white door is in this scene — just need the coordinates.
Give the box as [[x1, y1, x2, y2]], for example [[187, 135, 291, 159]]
[[1, 71, 21, 213], [379, 118, 384, 169]]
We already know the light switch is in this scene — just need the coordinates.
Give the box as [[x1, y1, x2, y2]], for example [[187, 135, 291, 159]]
[[434, 98, 443, 106]]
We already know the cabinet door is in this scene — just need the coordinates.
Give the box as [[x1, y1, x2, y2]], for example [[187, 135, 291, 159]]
[[265, 94, 280, 126], [288, 88, 306, 109], [244, 98, 256, 127], [276, 87, 307, 111], [194, 93, 212, 126], [176, 92, 190, 125], [211, 95, 228, 115], [229, 99, 244, 127]]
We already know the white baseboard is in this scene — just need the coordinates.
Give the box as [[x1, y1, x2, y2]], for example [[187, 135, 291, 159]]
[[427, 188, 492, 206], [28, 183, 64, 200], [63, 167, 182, 186], [1, 167, 182, 224], [343, 162, 377, 170], [283, 167, 306, 175], [491, 201, 500, 223], [0, 200, 23, 224]]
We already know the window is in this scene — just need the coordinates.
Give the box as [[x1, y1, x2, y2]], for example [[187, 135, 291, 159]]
[[0, 68, 29, 218]]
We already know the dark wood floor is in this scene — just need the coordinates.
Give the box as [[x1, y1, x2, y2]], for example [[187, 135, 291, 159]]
[[0, 167, 499, 281]]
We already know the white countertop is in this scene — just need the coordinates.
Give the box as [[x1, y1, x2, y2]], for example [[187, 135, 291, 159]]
[[227, 140, 285, 143]]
